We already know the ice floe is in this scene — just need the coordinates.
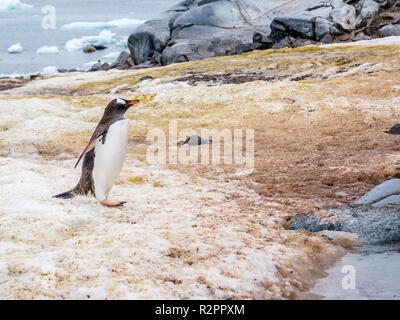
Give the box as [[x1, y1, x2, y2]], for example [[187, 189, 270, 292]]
[[42, 66, 58, 75], [36, 46, 60, 55], [65, 30, 116, 52], [7, 43, 23, 54], [0, 0, 32, 11], [60, 18, 144, 30]]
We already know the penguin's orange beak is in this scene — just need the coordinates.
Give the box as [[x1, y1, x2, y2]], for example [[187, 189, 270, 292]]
[[128, 99, 139, 106]]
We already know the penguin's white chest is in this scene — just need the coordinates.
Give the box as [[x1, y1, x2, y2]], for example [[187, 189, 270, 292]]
[[93, 119, 128, 201]]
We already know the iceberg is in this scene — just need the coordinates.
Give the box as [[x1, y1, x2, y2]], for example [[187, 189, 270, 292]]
[[0, 0, 32, 11], [36, 46, 60, 55], [7, 43, 23, 54], [65, 30, 116, 52], [42, 66, 58, 75], [60, 18, 144, 30]]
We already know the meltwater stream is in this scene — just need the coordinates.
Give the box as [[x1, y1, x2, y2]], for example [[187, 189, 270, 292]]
[[306, 244, 400, 300]]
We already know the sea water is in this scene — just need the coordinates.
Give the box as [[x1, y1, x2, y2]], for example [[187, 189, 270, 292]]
[[306, 244, 400, 299], [0, 0, 180, 76]]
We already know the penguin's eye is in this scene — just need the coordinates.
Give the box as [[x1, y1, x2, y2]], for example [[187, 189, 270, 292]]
[[116, 98, 126, 106]]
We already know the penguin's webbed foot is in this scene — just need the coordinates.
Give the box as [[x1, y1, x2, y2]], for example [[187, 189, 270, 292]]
[[100, 200, 127, 207]]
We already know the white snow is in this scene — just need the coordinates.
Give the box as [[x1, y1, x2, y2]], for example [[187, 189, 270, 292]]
[[60, 18, 144, 30], [36, 46, 60, 55], [0, 0, 32, 11], [65, 30, 116, 52], [7, 43, 23, 54]]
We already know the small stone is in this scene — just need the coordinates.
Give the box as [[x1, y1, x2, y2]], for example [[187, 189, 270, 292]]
[[385, 124, 400, 134], [178, 135, 212, 146], [140, 75, 153, 81]]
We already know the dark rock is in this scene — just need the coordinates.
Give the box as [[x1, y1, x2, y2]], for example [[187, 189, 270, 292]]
[[57, 68, 68, 73], [100, 62, 110, 71], [386, 123, 400, 134], [178, 135, 212, 146], [356, 0, 380, 28], [117, 50, 130, 66], [89, 60, 102, 72], [128, 18, 172, 65], [140, 75, 153, 81], [30, 74, 41, 80], [92, 44, 107, 50], [68, 68, 79, 72], [83, 44, 96, 53], [272, 15, 315, 39], [379, 24, 400, 36]]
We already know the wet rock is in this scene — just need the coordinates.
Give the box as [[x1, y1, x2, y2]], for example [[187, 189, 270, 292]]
[[331, 4, 357, 31], [290, 205, 400, 244], [57, 68, 68, 74], [385, 123, 400, 134], [83, 44, 96, 53], [379, 24, 400, 36], [178, 135, 212, 146], [356, 0, 380, 28]]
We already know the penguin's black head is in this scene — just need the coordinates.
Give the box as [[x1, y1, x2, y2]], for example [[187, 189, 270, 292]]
[[103, 98, 140, 120]]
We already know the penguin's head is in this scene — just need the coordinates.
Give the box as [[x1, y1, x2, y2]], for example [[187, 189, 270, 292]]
[[103, 98, 140, 120]]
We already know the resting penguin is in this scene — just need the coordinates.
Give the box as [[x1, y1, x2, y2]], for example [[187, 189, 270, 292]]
[[54, 98, 140, 207]]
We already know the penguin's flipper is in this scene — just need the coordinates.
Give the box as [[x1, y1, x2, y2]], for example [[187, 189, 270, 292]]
[[74, 128, 108, 169]]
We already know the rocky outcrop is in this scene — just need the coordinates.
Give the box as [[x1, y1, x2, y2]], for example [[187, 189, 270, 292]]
[[123, 0, 400, 67]]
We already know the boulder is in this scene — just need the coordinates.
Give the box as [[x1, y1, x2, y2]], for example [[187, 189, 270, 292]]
[[127, 0, 320, 66], [356, 0, 380, 28], [83, 44, 96, 53], [379, 24, 400, 36], [353, 179, 400, 206], [330, 4, 357, 31]]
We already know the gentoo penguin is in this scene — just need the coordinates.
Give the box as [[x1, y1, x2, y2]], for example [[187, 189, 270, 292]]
[[54, 98, 140, 207]]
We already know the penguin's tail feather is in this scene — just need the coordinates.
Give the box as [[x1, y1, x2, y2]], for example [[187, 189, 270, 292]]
[[53, 189, 77, 199]]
